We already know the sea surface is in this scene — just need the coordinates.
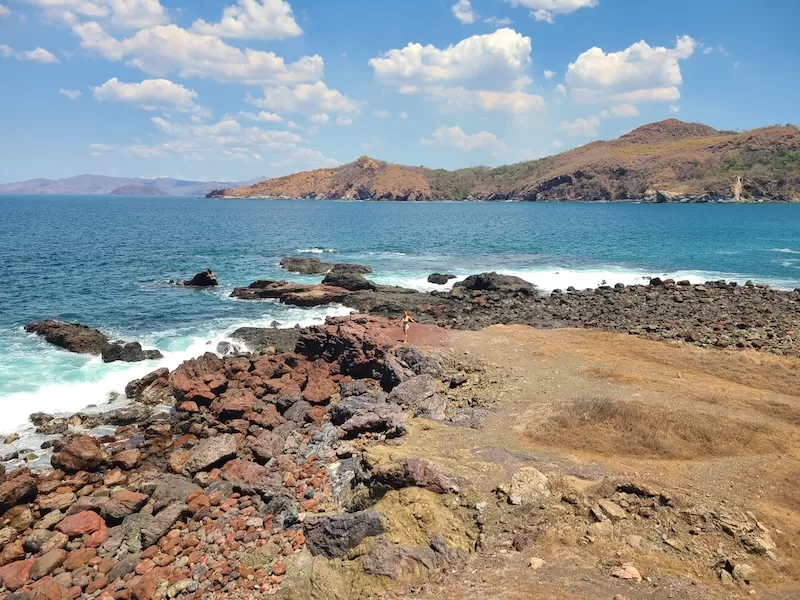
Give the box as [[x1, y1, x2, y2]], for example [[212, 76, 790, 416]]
[[2, 195, 800, 439]]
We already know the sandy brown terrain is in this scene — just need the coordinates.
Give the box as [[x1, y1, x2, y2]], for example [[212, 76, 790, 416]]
[[375, 326, 800, 600]]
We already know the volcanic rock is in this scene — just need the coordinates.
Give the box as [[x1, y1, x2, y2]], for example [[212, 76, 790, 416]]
[[182, 268, 218, 287], [279, 257, 333, 274], [304, 510, 385, 558], [50, 435, 109, 473], [230, 327, 301, 353], [181, 434, 238, 475], [101, 341, 163, 363], [0, 474, 37, 513], [125, 368, 172, 404], [428, 273, 456, 285], [170, 352, 226, 404], [452, 272, 536, 296], [322, 272, 378, 291], [388, 374, 447, 420], [24, 321, 109, 355]]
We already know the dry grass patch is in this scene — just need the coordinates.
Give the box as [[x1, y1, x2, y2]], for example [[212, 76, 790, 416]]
[[526, 397, 779, 460], [582, 366, 648, 385]]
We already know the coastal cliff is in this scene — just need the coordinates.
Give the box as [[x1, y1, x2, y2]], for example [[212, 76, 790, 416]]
[[210, 119, 800, 202]]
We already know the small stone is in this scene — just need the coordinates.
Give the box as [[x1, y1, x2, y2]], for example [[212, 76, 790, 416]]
[[529, 557, 545, 570], [611, 563, 642, 582], [733, 563, 757, 583]]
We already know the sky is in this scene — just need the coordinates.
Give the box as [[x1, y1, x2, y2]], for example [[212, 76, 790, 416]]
[[0, 0, 798, 183]]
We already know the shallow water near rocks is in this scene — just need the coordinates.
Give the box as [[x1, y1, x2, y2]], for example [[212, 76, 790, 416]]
[[2, 195, 800, 437]]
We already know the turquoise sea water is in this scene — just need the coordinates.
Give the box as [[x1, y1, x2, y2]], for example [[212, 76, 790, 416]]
[[2, 195, 800, 434]]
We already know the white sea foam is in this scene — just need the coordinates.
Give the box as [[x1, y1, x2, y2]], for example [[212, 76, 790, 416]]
[[0, 305, 354, 437], [771, 248, 800, 254], [296, 248, 336, 254]]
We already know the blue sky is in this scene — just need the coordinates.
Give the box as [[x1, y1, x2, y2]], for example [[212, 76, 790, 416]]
[[0, 0, 798, 183]]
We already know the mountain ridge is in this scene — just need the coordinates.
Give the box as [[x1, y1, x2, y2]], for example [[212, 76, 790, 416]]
[[0, 174, 264, 196], [211, 119, 800, 202]]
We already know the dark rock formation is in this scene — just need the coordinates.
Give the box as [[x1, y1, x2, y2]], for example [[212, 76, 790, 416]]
[[101, 341, 163, 363], [279, 257, 332, 274], [182, 269, 218, 287], [452, 272, 537, 296], [321, 272, 378, 291], [304, 510, 385, 558], [50, 435, 109, 473], [230, 327, 301, 354], [428, 273, 456, 285], [24, 321, 109, 355]]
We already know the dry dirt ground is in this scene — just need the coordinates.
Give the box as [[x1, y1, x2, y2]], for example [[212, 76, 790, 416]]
[[373, 325, 800, 600]]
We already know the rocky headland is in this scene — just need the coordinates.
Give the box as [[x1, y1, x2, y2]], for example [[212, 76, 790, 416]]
[[208, 119, 800, 202]]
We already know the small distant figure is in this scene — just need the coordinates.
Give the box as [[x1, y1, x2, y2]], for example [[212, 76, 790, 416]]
[[732, 175, 743, 202], [397, 311, 417, 344]]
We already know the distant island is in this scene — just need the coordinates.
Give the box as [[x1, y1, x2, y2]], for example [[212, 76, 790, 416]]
[[209, 119, 800, 202], [0, 175, 263, 197]]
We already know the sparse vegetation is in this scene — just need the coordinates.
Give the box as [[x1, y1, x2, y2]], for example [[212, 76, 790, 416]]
[[527, 396, 777, 459]]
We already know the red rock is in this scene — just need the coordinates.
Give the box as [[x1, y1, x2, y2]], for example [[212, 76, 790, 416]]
[[3, 505, 34, 531], [28, 576, 70, 600], [306, 406, 327, 423], [111, 449, 142, 470], [186, 492, 210, 515], [0, 558, 34, 590], [51, 435, 109, 473], [0, 474, 38, 513], [211, 388, 256, 420], [0, 540, 25, 565], [302, 360, 336, 404], [30, 549, 68, 581], [84, 525, 109, 548], [170, 353, 226, 405], [177, 401, 200, 413], [250, 404, 285, 429], [85, 574, 109, 594], [272, 561, 286, 576], [135, 559, 155, 576], [56, 511, 105, 537], [141, 546, 158, 560], [62, 547, 97, 571]]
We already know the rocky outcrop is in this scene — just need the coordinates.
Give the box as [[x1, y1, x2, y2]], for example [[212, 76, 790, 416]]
[[304, 510, 385, 559], [452, 272, 537, 296], [428, 273, 456, 285], [280, 257, 333, 274], [125, 368, 172, 405], [182, 269, 218, 287], [101, 341, 163, 363], [322, 272, 378, 291], [230, 327, 301, 354], [24, 321, 109, 355], [50, 435, 109, 473]]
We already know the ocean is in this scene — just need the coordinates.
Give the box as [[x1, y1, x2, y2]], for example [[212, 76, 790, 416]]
[[2, 195, 800, 439]]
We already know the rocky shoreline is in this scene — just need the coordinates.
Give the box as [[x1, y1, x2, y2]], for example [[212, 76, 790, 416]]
[[2, 256, 799, 598]]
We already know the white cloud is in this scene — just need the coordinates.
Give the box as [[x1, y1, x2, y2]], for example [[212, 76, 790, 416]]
[[452, 0, 475, 24], [246, 81, 360, 115], [484, 16, 512, 27], [420, 126, 506, 154], [370, 29, 543, 115], [608, 103, 639, 117], [558, 114, 601, 137], [72, 21, 323, 85], [544, 69, 555, 79], [565, 35, 696, 104], [0, 44, 60, 63], [238, 110, 283, 123], [0, 4, 9, 17], [506, 0, 598, 23], [552, 140, 563, 148], [373, 109, 390, 118], [191, 0, 301, 40], [370, 28, 532, 92], [669, 105, 680, 113], [554, 83, 566, 95], [559, 102, 639, 138], [28, 0, 168, 29], [287, 120, 300, 128], [702, 46, 713, 55], [309, 113, 329, 124], [91, 77, 210, 116], [399, 111, 409, 119], [336, 116, 352, 126], [59, 88, 82, 99]]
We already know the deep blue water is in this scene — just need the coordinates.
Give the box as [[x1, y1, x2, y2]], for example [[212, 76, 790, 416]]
[[1, 195, 800, 433]]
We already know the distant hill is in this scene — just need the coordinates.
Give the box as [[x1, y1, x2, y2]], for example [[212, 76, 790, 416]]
[[211, 119, 800, 202], [0, 175, 264, 197]]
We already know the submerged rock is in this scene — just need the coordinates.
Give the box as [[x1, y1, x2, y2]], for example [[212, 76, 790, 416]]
[[280, 257, 333, 274], [24, 321, 109, 355], [427, 273, 456, 285]]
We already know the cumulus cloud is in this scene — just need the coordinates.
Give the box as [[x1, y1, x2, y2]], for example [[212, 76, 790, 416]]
[[552, 140, 563, 147], [309, 113, 329, 124], [59, 88, 82, 99], [558, 103, 639, 137], [565, 35, 696, 104], [191, 0, 301, 40], [370, 28, 544, 115], [484, 16, 513, 27], [72, 21, 323, 85], [554, 83, 566, 95], [238, 110, 283, 123], [399, 111, 409, 119], [246, 81, 361, 116], [505, 0, 598, 23], [669, 105, 680, 113], [0, 44, 60, 62], [0, 4, 9, 17], [544, 69, 555, 79], [28, 0, 168, 29], [420, 126, 506, 154], [451, 0, 475, 24], [91, 77, 210, 116]]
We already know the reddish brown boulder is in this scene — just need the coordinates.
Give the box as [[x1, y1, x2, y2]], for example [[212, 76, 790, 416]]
[[248, 404, 285, 429], [3, 505, 34, 532], [111, 448, 142, 470], [23, 321, 109, 355], [229, 279, 307, 300], [248, 431, 283, 463], [51, 435, 109, 473], [302, 360, 336, 404], [170, 353, 226, 404], [211, 388, 256, 420], [62, 547, 97, 571], [0, 540, 25, 566], [30, 549, 68, 580], [0, 557, 34, 590], [28, 575, 71, 600], [0, 473, 37, 512], [55, 510, 105, 537], [281, 285, 352, 307], [124, 368, 172, 405]]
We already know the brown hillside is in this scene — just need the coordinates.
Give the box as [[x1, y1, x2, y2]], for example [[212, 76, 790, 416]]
[[211, 119, 800, 202]]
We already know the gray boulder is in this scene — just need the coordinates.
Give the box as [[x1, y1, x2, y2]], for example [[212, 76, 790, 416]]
[[388, 374, 447, 420], [304, 510, 384, 558], [182, 434, 238, 475]]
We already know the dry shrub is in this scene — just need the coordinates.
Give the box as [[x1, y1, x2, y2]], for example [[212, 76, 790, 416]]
[[760, 401, 800, 426], [527, 397, 779, 460], [582, 366, 647, 385]]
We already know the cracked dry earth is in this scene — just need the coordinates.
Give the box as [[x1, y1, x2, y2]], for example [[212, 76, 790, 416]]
[[380, 325, 800, 600]]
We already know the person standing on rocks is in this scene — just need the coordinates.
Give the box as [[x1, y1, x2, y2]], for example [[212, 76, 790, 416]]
[[398, 311, 417, 344]]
